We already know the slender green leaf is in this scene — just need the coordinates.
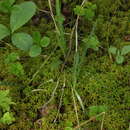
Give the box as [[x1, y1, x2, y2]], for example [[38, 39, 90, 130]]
[[10, 1, 36, 32], [74, 89, 85, 111], [12, 33, 33, 51]]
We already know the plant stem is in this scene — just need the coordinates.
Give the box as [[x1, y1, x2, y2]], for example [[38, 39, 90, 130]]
[[56, 0, 66, 56], [74, 112, 105, 129]]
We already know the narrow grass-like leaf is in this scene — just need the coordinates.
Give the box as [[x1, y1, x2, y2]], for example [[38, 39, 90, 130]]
[[74, 89, 85, 111]]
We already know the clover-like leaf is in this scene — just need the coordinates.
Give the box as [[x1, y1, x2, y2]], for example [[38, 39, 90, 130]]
[[10, 1, 36, 33], [83, 35, 100, 51], [121, 45, 130, 55], [0, 24, 10, 40], [40, 36, 50, 47], [32, 31, 41, 44], [116, 55, 124, 64], [108, 46, 117, 55], [12, 33, 33, 51], [29, 45, 41, 57], [74, 89, 85, 111]]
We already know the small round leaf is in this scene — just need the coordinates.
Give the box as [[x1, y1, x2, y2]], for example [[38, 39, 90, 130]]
[[116, 55, 124, 64], [108, 46, 117, 55], [29, 45, 41, 57], [40, 36, 50, 47], [12, 33, 33, 51]]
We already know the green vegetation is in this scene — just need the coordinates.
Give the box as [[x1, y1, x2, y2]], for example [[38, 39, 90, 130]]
[[109, 45, 130, 64], [0, 0, 130, 129], [0, 90, 15, 125]]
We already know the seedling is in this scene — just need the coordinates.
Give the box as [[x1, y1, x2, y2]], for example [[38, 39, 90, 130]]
[[108, 45, 130, 64], [72, 2, 99, 112], [31, 31, 50, 57], [0, 0, 50, 57]]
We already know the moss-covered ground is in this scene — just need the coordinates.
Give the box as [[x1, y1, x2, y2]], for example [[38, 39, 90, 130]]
[[1, 0, 130, 129]]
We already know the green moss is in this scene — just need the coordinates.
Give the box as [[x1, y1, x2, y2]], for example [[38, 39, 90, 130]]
[[0, 0, 130, 129]]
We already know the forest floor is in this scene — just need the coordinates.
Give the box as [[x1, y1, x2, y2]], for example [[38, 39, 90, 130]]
[[0, 0, 130, 130]]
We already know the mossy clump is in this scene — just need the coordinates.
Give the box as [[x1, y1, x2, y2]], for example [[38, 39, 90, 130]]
[[0, 0, 130, 129]]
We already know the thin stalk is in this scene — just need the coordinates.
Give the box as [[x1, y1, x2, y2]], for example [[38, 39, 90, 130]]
[[72, 88, 80, 130], [74, 112, 105, 129], [53, 73, 66, 123], [56, 0, 66, 55], [48, 0, 60, 34]]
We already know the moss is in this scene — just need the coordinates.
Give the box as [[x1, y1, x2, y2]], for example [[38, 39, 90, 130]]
[[0, 0, 130, 129]]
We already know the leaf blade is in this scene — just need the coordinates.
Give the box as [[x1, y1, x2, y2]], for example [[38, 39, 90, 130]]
[[10, 1, 36, 33], [29, 45, 41, 57], [0, 24, 10, 40], [108, 46, 117, 55], [121, 45, 130, 55], [11, 33, 33, 51], [40, 36, 50, 47], [74, 89, 85, 111]]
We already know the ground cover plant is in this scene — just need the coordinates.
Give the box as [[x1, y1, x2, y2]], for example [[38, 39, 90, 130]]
[[0, 0, 130, 129]]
